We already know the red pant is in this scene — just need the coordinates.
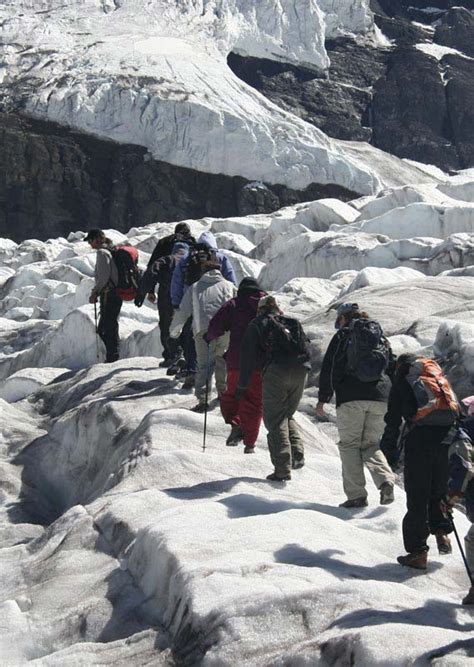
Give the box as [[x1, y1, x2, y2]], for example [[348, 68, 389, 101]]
[[220, 369, 263, 447]]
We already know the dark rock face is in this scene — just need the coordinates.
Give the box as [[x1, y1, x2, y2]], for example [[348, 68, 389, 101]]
[[375, 0, 474, 20], [444, 55, 474, 168], [435, 7, 474, 57], [0, 113, 356, 242], [371, 48, 460, 171], [228, 43, 388, 144], [228, 2, 474, 173]]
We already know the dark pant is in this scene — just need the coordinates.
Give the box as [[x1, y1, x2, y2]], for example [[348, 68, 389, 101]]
[[98, 290, 123, 363], [403, 425, 452, 553], [182, 316, 197, 374], [158, 300, 179, 360]]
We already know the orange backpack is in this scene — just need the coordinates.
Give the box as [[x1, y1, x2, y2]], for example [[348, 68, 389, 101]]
[[406, 358, 459, 426]]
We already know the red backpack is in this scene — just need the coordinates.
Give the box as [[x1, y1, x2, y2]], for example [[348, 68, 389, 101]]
[[110, 246, 140, 301], [406, 358, 459, 426]]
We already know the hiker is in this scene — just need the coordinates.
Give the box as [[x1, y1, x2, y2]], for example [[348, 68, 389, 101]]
[[87, 228, 139, 363], [147, 222, 195, 267], [170, 231, 237, 388], [237, 296, 310, 480], [316, 303, 395, 508], [380, 354, 459, 570], [135, 242, 189, 368], [170, 260, 237, 412], [442, 395, 474, 603], [207, 277, 267, 453]]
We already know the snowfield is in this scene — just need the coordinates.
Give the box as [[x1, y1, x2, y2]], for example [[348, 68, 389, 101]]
[[0, 0, 440, 195], [1, 172, 474, 664]]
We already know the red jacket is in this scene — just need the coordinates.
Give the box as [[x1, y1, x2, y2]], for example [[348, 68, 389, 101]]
[[207, 290, 266, 369]]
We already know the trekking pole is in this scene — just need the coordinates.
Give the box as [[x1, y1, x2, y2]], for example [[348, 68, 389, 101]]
[[447, 510, 474, 585], [93, 301, 100, 361], [202, 344, 211, 453]]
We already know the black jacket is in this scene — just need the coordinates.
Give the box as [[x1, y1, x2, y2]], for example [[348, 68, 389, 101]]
[[146, 232, 195, 269], [318, 327, 392, 407], [238, 314, 311, 389], [136, 255, 176, 311]]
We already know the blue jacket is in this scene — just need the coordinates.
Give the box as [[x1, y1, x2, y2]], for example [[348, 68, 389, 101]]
[[448, 417, 474, 522], [170, 231, 236, 307]]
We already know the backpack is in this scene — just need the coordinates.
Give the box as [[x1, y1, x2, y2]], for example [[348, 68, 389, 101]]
[[264, 315, 310, 365], [184, 243, 217, 286], [406, 358, 459, 426], [346, 318, 389, 382], [111, 246, 141, 301]]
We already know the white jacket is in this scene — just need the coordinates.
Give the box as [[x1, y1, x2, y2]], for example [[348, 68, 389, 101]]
[[170, 270, 237, 337]]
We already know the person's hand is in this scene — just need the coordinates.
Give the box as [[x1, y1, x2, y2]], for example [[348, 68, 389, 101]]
[[89, 293, 98, 304], [440, 493, 462, 516], [315, 402, 326, 419], [235, 386, 245, 401], [147, 292, 156, 304]]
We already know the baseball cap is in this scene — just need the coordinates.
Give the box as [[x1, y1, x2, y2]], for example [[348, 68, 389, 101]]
[[336, 302, 359, 317], [84, 228, 104, 242]]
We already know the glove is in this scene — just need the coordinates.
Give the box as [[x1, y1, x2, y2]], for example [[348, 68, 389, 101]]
[[235, 386, 246, 402]]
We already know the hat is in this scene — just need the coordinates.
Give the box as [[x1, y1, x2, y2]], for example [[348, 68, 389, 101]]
[[258, 295, 280, 314], [336, 302, 359, 317], [171, 241, 189, 255], [84, 228, 105, 242], [238, 277, 261, 293], [174, 222, 191, 235], [462, 396, 474, 416]]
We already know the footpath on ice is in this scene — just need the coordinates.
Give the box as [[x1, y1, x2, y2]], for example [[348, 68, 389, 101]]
[[1, 358, 472, 665], [2, 174, 474, 662]]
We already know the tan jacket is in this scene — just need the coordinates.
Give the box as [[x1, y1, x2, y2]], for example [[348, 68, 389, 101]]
[[91, 248, 119, 297]]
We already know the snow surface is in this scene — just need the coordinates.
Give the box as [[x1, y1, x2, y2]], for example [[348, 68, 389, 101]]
[[2, 171, 474, 663], [416, 42, 474, 61], [0, 1, 441, 195]]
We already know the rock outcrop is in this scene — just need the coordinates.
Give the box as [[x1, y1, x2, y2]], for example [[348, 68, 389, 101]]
[[228, 2, 474, 172], [0, 114, 355, 242]]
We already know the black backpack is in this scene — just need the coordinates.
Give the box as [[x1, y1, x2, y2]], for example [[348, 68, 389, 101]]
[[110, 246, 141, 301], [345, 318, 389, 382], [264, 315, 310, 365], [184, 243, 217, 286]]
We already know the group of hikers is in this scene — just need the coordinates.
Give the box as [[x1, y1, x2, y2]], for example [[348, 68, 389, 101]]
[[85, 225, 474, 605]]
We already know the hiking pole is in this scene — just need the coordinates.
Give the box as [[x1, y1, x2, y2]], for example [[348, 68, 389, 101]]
[[93, 301, 100, 361], [447, 510, 474, 585], [202, 343, 211, 453]]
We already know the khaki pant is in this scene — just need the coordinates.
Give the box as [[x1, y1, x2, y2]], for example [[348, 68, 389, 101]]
[[194, 330, 229, 403], [336, 400, 394, 500], [263, 364, 307, 476], [466, 523, 474, 574]]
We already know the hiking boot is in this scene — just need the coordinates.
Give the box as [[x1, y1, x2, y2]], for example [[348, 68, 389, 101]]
[[244, 445, 255, 454], [226, 425, 243, 446], [379, 482, 395, 505], [167, 357, 185, 376], [266, 472, 291, 482], [292, 457, 305, 470], [397, 551, 428, 570], [435, 530, 452, 555], [190, 402, 208, 414], [182, 374, 195, 389], [462, 585, 474, 605], [339, 497, 368, 509]]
